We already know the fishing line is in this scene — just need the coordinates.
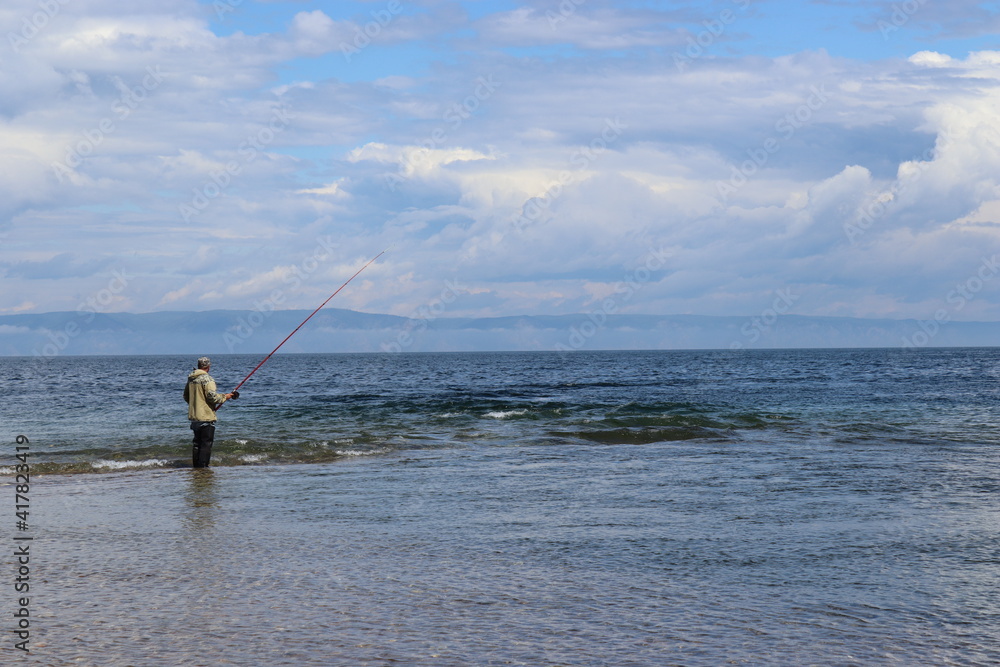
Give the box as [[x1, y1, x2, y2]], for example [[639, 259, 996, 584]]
[[225, 247, 389, 401]]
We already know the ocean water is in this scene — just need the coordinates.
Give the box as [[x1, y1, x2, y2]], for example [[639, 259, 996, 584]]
[[3, 349, 1000, 665]]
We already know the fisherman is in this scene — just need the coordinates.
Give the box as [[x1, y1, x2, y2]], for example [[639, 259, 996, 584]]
[[183, 356, 236, 468]]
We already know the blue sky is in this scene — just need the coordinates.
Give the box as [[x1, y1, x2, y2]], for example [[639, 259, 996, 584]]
[[2, 0, 1000, 327]]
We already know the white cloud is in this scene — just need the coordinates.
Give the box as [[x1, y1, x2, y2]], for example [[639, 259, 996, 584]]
[[474, 6, 686, 50], [2, 2, 1000, 328]]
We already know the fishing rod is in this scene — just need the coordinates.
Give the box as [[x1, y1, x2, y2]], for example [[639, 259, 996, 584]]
[[224, 248, 388, 402]]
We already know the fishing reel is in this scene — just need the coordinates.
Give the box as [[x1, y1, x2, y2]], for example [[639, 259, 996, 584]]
[[231, 390, 240, 399]]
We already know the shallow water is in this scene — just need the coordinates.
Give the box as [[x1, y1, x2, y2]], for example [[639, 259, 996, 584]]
[[4, 349, 1000, 664]]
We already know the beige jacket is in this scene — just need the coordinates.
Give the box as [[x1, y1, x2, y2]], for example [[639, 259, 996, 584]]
[[183, 369, 228, 422]]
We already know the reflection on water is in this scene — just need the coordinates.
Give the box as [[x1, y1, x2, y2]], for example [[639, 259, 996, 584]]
[[183, 468, 218, 531], [26, 444, 1000, 666]]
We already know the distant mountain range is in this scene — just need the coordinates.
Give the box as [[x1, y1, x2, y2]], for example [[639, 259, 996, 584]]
[[0, 308, 997, 356]]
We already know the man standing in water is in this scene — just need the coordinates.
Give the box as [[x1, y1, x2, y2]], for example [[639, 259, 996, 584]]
[[183, 357, 236, 468]]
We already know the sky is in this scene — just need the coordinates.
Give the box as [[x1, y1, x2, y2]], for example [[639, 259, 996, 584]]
[[2, 0, 1000, 325]]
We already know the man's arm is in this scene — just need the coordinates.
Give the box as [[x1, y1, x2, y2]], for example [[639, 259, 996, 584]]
[[204, 378, 235, 409], [205, 387, 228, 410]]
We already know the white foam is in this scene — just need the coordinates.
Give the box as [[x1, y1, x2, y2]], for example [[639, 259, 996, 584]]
[[91, 459, 169, 471], [485, 409, 528, 420], [336, 448, 389, 457], [235, 439, 249, 445], [239, 454, 267, 463]]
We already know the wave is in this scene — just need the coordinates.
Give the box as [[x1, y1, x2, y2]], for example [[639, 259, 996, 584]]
[[8, 397, 893, 477], [11, 437, 401, 477], [92, 458, 171, 471], [484, 408, 530, 420], [551, 426, 727, 445]]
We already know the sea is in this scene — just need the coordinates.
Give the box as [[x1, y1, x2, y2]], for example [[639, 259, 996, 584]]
[[2, 348, 999, 666]]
